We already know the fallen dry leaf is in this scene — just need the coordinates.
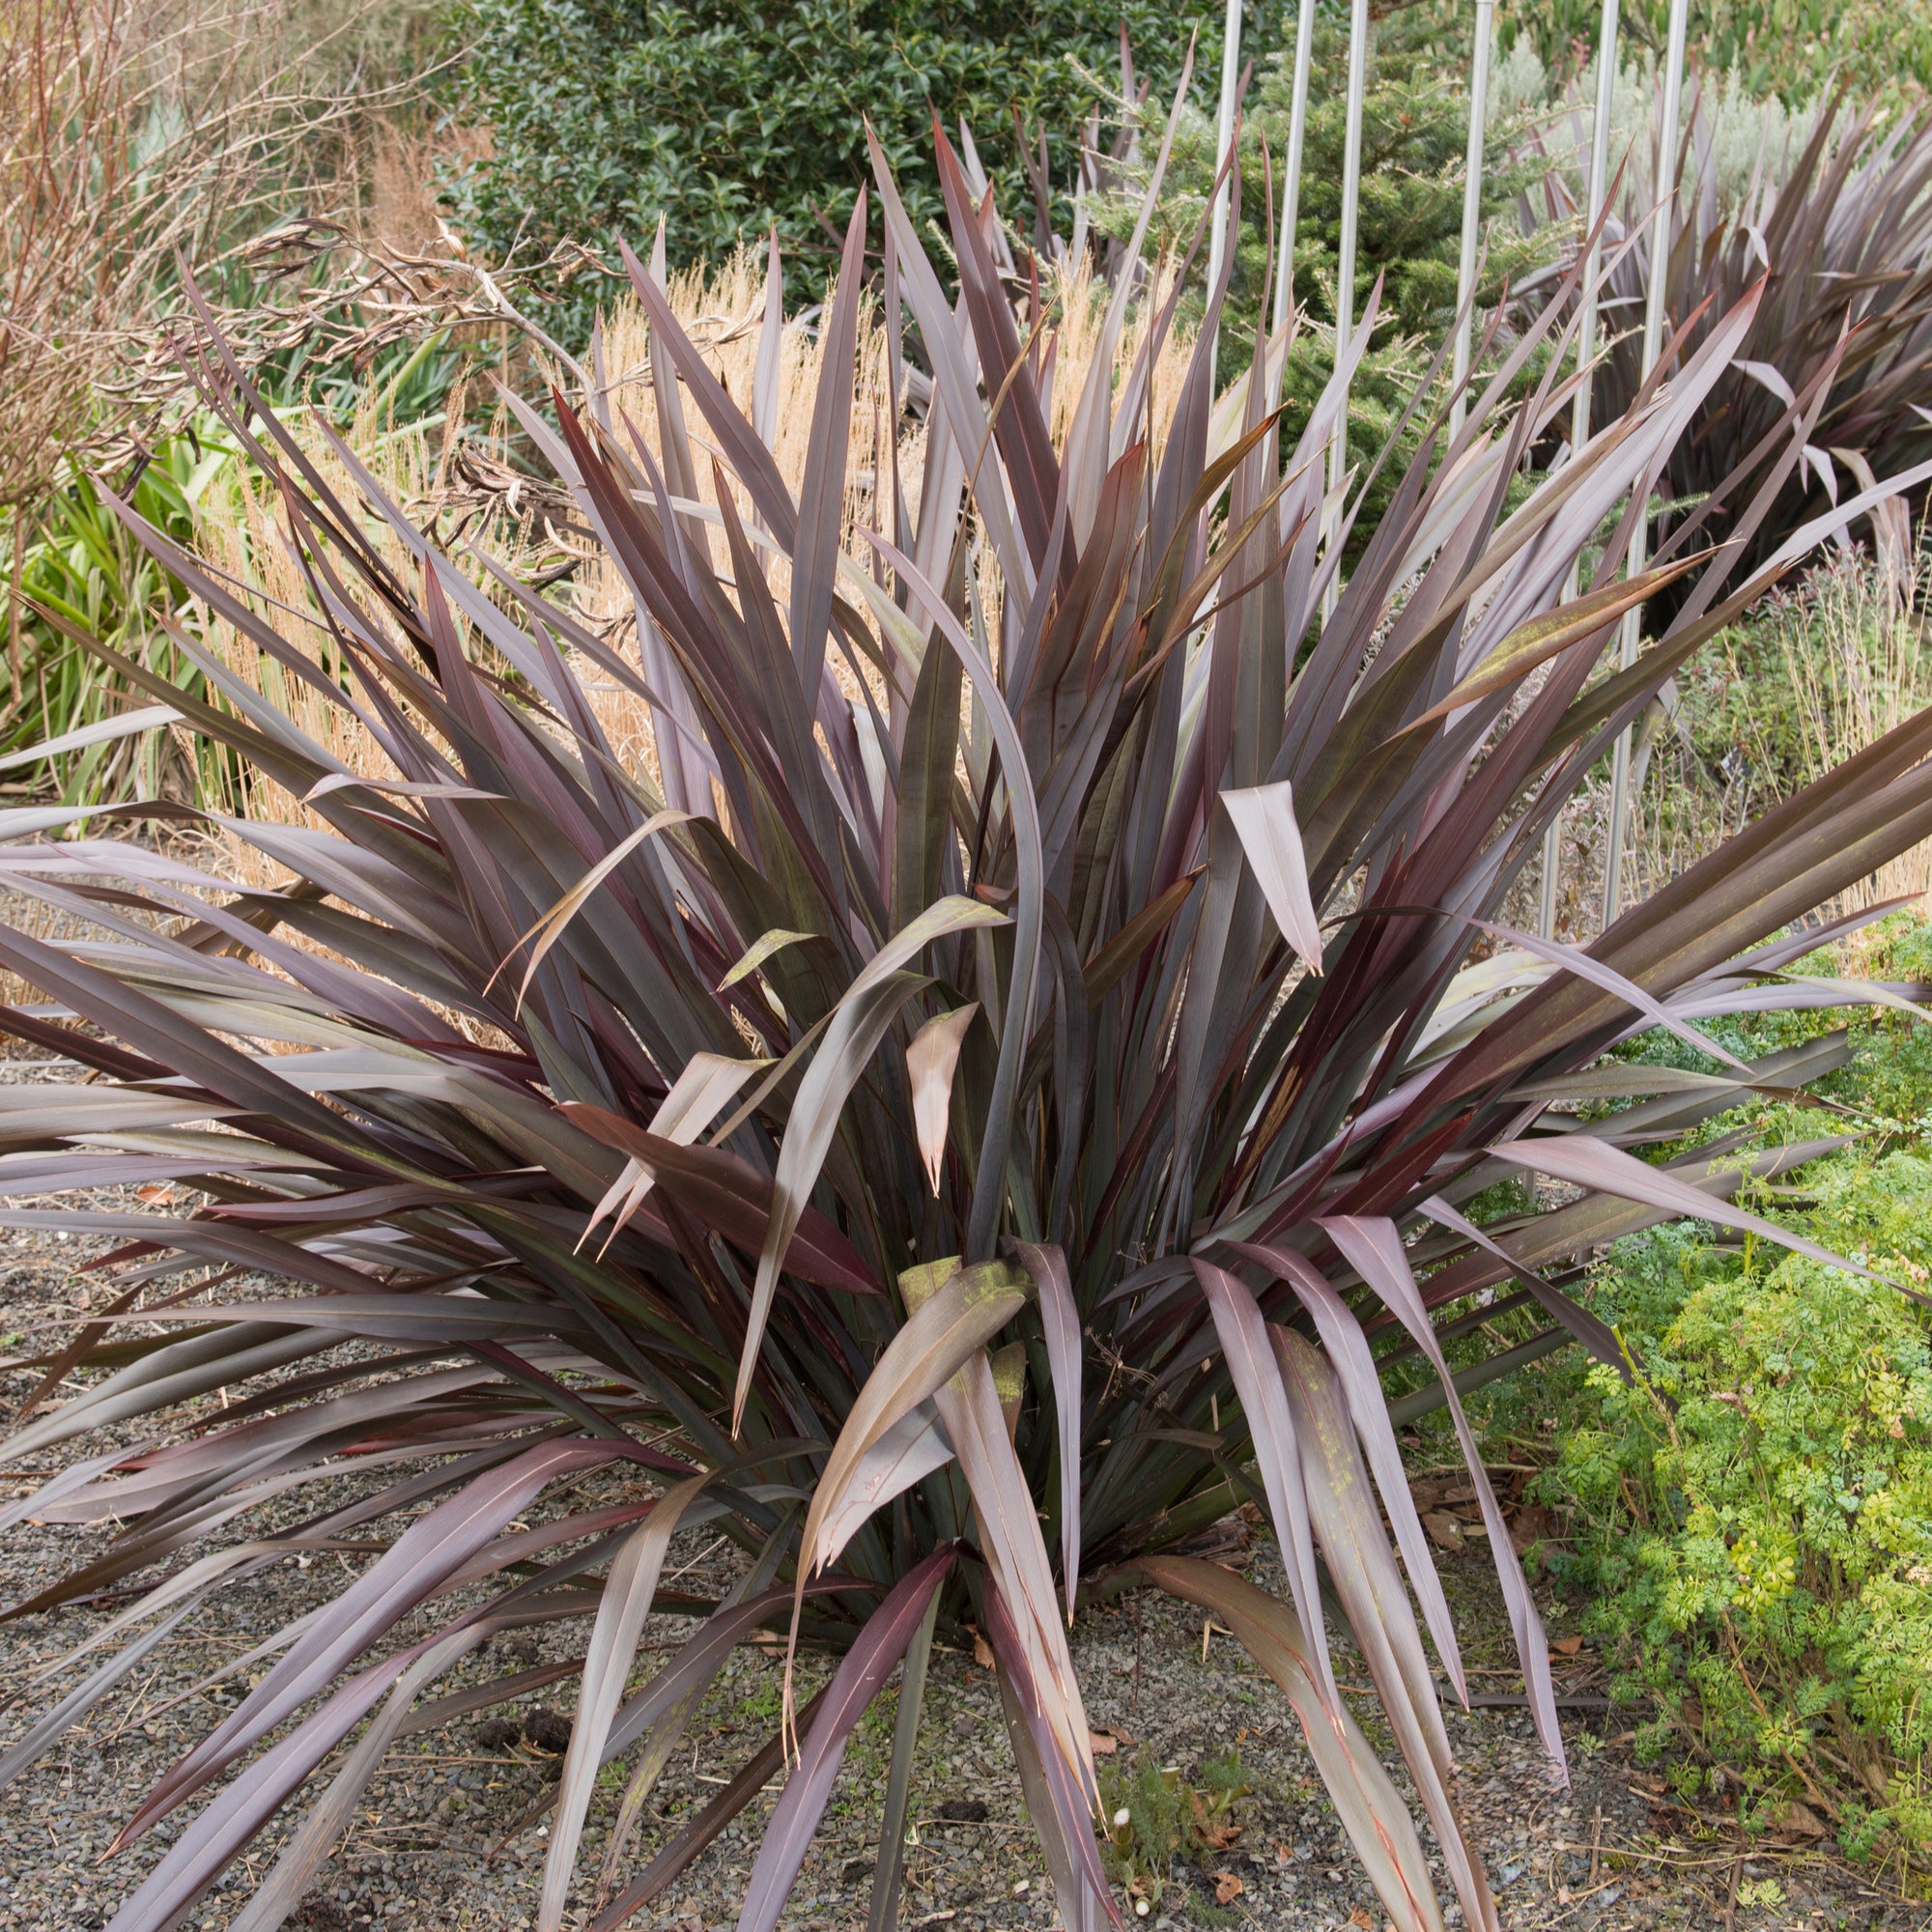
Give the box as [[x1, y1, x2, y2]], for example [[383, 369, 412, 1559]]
[[1772, 1799, 1828, 1839], [971, 1629, 996, 1671], [135, 1183, 171, 1205], [1548, 1634, 1583, 1657], [1509, 1502, 1554, 1555], [1214, 1873, 1244, 1906], [1347, 1909, 1375, 1931], [1422, 1510, 1464, 1551], [1088, 1729, 1120, 1755]]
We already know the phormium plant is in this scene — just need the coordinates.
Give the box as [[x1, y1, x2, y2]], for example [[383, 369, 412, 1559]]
[[3, 84, 1931, 1932], [1529, 87, 1932, 626]]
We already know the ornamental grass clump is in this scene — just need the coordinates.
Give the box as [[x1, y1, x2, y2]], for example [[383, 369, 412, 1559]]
[[3, 83, 1932, 1932]]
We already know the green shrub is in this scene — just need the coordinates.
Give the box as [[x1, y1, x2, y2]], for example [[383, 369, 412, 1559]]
[[439, 0, 1283, 336], [1544, 995, 1932, 1853], [1502, 0, 1931, 107]]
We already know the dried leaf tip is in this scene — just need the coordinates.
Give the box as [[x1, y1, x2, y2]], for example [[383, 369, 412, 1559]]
[[907, 1005, 978, 1194], [1221, 781, 1324, 976]]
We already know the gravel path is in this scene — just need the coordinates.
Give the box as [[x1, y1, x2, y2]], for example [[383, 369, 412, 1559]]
[[1, 1051, 1925, 1932]]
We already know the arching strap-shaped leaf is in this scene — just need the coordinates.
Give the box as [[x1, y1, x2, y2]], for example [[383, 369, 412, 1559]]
[[227, 1624, 492, 1932], [801, 1256, 1026, 1580], [856, 533, 1046, 1265], [115, 1439, 616, 1848], [1484, 1136, 1922, 1301], [103, 1656, 409, 1932], [1009, 1239, 1084, 1622], [581, 1052, 764, 1251], [789, 188, 867, 702], [1225, 1240, 1465, 1707], [991, 1656, 1101, 1932], [489, 809, 694, 1008], [1317, 1215, 1565, 1776], [1192, 1260, 1336, 1711], [740, 893, 1010, 1427], [719, 928, 817, 991], [1130, 1556, 1444, 1932], [1415, 1195, 1627, 1375], [980, 1588, 1122, 1928], [564, 1107, 882, 1296], [1272, 1330, 1499, 1932], [539, 1472, 711, 1932], [919, 1266, 1096, 1804], [746, 971, 929, 1424], [0, 1602, 194, 1801], [812, 1403, 954, 1575], [736, 1548, 957, 1932], [588, 1687, 830, 1932]]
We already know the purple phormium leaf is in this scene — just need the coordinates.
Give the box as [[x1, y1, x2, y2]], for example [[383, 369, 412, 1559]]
[[1132, 1555, 1444, 1932], [1191, 1259, 1337, 1711], [789, 191, 867, 703], [1484, 1136, 1923, 1302], [114, 1439, 616, 1848], [1009, 1240, 1083, 1621], [103, 1654, 407, 1932], [1316, 1215, 1565, 1777], [225, 1626, 492, 1932], [1271, 1328, 1498, 1932], [562, 1105, 883, 1297], [736, 1548, 956, 1932], [799, 1255, 1026, 1575], [589, 1687, 831, 1932], [0, 1601, 194, 1800], [1414, 1195, 1627, 1375], [0, 1212, 385, 1297], [540, 1472, 710, 1932], [979, 1588, 1122, 1929], [925, 1314, 1096, 1807], [1224, 1240, 1466, 1708], [69, 1291, 589, 1345]]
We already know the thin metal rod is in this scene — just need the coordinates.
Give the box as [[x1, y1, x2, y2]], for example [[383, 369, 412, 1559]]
[[1543, 0, 1620, 938], [1269, 0, 1318, 347], [1602, 0, 1690, 928], [1205, 0, 1245, 378], [1447, 0, 1495, 440], [1323, 0, 1371, 620]]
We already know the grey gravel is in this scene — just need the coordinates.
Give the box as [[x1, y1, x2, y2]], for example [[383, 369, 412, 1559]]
[[1, 1049, 1922, 1932]]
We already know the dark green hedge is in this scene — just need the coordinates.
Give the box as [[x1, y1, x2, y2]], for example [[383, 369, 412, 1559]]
[[440, 0, 1288, 339]]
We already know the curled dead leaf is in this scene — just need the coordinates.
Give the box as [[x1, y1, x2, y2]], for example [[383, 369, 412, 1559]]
[[1213, 1873, 1244, 1905], [1509, 1502, 1554, 1556], [971, 1629, 995, 1671], [1422, 1510, 1464, 1551], [1773, 1799, 1828, 1839]]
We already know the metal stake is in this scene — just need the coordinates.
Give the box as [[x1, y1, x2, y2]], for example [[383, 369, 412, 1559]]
[[1323, 0, 1371, 620], [1542, 0, 1621, 936], [1269, 0, 1318, 349], [1602, 0, 1690, 927], [1206, 0, 1246, 378], [1447, 0, 1495, 440]]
